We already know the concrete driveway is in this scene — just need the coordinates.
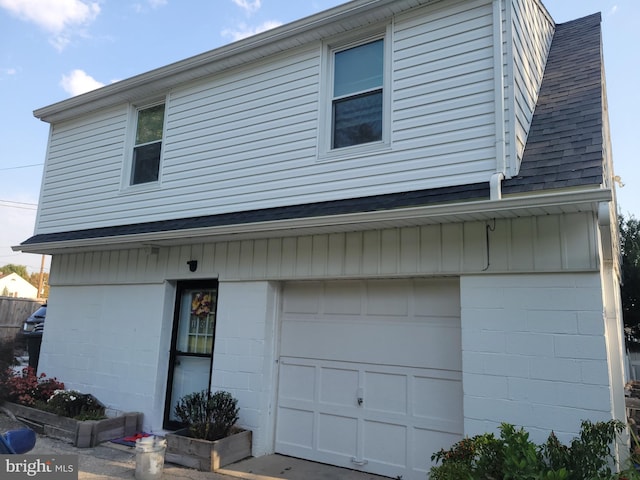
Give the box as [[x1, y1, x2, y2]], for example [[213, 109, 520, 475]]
[[2, 413, 388, 480]]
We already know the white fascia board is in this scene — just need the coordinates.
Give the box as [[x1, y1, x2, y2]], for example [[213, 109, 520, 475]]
[[13, 188, 612, 255]]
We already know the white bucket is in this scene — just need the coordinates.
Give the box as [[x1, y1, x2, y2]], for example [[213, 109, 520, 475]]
[[135, 436, 167, 480]]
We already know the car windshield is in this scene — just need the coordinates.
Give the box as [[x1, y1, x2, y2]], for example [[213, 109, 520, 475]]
[[30, 306, 46, 320]]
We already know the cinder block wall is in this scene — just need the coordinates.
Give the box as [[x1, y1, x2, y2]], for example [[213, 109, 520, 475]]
[[212, 281, 278, 456], [460, 273, 613, 444]]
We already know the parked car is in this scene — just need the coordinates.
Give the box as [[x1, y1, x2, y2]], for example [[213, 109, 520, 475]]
[[15, 304, 46, 344], [15, 304, 46, 369]]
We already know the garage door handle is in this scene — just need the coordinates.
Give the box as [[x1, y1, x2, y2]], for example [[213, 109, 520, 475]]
[[357, 397, 363, 406]]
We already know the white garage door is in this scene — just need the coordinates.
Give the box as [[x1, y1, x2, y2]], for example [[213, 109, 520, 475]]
[[275, 278, 463, 480]]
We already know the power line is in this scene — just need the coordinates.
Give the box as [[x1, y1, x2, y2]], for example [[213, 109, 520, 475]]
[[0, 199, 38, 210], [0, 163, 43, 171]]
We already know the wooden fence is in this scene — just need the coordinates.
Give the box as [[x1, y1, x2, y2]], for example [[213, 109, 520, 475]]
[[0, 297, 42, 342]]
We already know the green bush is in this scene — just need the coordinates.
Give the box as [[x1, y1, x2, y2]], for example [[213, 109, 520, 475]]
[[430, 420, 626, 480], [174, 390, 239, 441], [41, 390, 106, 420]]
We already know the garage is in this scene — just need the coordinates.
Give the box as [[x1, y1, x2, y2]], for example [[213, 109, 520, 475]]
[[275, 278, 463, 480]]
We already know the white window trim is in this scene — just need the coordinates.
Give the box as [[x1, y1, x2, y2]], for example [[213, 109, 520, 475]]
[[317, 24, 392, 161], [120, 96, 168, 192]]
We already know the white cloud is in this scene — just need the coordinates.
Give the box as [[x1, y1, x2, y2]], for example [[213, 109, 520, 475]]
[[60, 69, 104, 96], [232, 0, 261, 15], [608, 5, 619, 16], [0, 0, 100, 50], [221, 20, 282, 41]]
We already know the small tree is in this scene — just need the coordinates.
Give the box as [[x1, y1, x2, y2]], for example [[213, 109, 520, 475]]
[[0, 264, 29, 280], [621, 214, 640, 348]]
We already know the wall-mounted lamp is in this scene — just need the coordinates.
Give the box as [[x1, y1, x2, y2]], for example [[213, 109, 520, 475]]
[[187, 260, 198, 272]]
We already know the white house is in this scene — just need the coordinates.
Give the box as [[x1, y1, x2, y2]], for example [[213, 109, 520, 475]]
[[0, 273, 38, 299], [14, 0, 624, 478]]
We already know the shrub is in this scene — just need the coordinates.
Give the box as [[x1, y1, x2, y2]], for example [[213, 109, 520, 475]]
[[0, 367, 64, 406], [42, 390, 106, 420], [430, 420, 626, 480], [174, 390, 239, 441]]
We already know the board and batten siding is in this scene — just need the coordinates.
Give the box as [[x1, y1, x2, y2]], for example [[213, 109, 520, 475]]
[[509, 0, 554, 170], [48, 212, 598, 287], [35, 0, 504, 235]]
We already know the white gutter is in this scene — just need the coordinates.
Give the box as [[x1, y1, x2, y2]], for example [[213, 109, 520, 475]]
[[13, 189, 612, 255]]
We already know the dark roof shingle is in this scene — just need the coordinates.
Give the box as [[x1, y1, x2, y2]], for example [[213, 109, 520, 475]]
[[503, 12, 604, 194]]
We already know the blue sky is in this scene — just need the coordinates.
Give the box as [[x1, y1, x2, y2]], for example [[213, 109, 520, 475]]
[[0, 0, 638, 275]]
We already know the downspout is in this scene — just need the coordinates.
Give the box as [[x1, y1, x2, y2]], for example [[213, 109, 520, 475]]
[[492, 0, 507, 200]]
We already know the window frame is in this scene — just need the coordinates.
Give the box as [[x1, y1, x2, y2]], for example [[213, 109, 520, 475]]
[[122, 97, 168, 190], [318, 26, 392, 160]]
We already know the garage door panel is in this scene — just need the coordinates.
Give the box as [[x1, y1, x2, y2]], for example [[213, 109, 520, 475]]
[[324, 282, 363, 314], [318, 413, 358, 456], [414, 376, 464, 431], [281, 319, 460, 370], [364, 372, 407, 414], [319, 367, 359, 407], [281, 282, 321, 314], [414, 278, 461, 316], [413, 429, 462, 475], [276, 279, 462, 480], [277, 408, 314, 450], [364, 420, 408, 467], [365, 280, 410, 316], [278, 363, 315, 401]]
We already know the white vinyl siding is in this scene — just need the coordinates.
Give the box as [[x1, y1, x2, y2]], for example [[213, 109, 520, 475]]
[[393, 0, 496, 179], [34, 0, 506, 235], [509, 0, 554, 170], [39, 106, 128, 222]]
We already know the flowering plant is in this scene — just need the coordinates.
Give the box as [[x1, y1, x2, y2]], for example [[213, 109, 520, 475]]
[[45, 389, 105, 420], [0, 367, 64, 406]]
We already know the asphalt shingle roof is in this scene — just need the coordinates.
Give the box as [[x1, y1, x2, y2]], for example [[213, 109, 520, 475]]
[[21, 12, 606, 246], [503, 12, 604, 194]]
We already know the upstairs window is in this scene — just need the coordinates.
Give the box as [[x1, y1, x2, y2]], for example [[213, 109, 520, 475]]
[[131, 103, 165, 185], [332, 38, 384, 149]]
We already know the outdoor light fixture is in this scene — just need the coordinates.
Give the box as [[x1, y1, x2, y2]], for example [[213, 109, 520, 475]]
[[187, 260, 198, 272]]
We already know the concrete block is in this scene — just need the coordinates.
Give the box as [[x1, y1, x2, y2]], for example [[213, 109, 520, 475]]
[[530, 357, 580, 382], [554, 335, 607, 360], [579, 359, 609, 385], [463, 373, 508, 398], [482, 353, 529, 378], [507, 377, 558, 405], [526, 310, 578, 334], [506, 332, 555, 356]]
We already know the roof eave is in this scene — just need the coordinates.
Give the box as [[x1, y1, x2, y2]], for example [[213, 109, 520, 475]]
[[13, 188, 612, 255]]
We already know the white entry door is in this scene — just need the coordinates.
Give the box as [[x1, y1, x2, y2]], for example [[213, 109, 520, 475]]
[[275, 278, 463, 480]]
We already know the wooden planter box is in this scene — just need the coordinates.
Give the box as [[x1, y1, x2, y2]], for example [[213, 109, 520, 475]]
[[165, 427, 252, 471], [2, 402, 142, 448]]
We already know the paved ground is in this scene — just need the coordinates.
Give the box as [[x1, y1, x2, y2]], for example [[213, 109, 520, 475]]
[[0, 412, 388, 480]]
